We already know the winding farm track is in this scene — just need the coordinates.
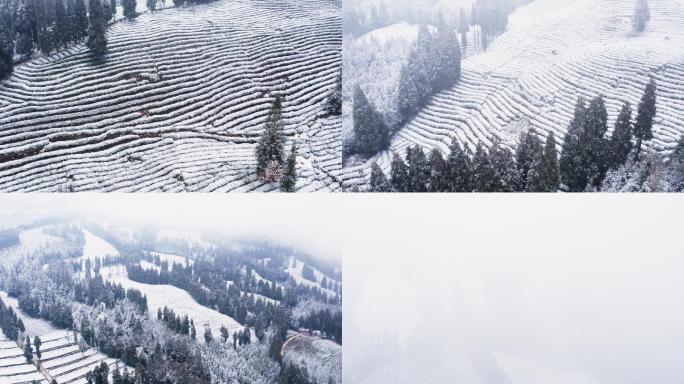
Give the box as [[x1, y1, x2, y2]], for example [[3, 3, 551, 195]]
[[341, 0, 684, 188], [0, 0, 342, 192]]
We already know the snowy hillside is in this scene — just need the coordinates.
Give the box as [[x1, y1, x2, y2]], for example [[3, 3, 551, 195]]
[[341, 0, 684, 187], [0, 0, 342, 192]]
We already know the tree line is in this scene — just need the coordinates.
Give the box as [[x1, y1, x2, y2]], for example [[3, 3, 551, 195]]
[[368, 77, 674, 192]]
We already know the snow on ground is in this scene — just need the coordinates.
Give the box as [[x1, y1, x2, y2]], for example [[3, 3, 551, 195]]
[[0, 292, 60, 337], [283, 334, 342, 384], [0, 0, 342, 192], [139, 260, 161, 272], [341, 0, 684, 188], [285, 257, 338, 298], [149, 251, 194, 268], [0, 330, 46, 384], [100, 264, 245, 341], [39, 330, 126, 384], [79, 229, 119, 262], [0, 226, 66, 267]]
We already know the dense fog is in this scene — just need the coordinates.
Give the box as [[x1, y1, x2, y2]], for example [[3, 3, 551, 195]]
[[344, 196, 684, 384]]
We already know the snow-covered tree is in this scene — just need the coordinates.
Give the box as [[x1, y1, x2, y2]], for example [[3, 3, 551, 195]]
[[87, 0, 107, 55], [369, 162, 391, 192], [122, 0, 136, 19], [632, 0, 650, 33], [446, 139, 472, 192], [634, 77, 657, 158], [280, 143, 297, 192], [390, 153, 408, 192], [0, 22, 13, 77], [256, 96, 286, 180], [608, 102, 634, 169], [352, 85, 390, 158]]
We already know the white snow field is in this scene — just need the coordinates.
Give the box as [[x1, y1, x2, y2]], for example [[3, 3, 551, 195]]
[[80, 229, 119, 261], [0, 226, 68, 268], [285, 257, 339, 299], [0, 331, 46, 384], [39, 330, 125, 384], [100, 264, 246, 341], [0, 0, 342, 192], [341, 0, 684, 187], [283, 334, 342, 384]]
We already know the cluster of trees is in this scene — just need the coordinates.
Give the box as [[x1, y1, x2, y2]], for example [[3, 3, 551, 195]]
[[633, 0, 650, 33], [351, 21, 462, 159], [369, 133, 558, 192], [277, 363, 319, 384], [157, 305, 196, 339], [255, 96, 298, 191], [0, 297, 25, 340], [398, 23, 462, 123], [560, 78, 657, 191], [298, 309, 342, 344], [0, 0, 130, 70], [85, 361, 111, 384], [301, 264, 316, 282], [369, 77, 661, 193]]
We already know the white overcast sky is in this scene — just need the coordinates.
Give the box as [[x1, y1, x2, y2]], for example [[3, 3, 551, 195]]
[[0, 194, 345, 263], [344, 195, 684, 384]]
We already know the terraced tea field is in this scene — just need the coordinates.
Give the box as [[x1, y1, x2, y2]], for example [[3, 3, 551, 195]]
[[341, 0, 684, 188], [0, 0, 342, 192]]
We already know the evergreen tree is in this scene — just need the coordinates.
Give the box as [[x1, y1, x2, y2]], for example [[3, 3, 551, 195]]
[[122, 0, 136, 19], [560, 98, 588, 191], [280, 143, 297, 192], [632, 0, 650, 33], [535, 132, 559, 192], [24, 336, 33, 363], [446, 139, 472, 192], [73, 0, 88, 42], [33, 336, 41, 360], [14, 0, 34, 55], [255, 96, 285, 180], [173, 0, 185, 6], [433, 16, 461, 92], [147, 0, 156, 11], [110, 0, 116, 18], [515, 129, 543, 191], [87, 0, 107, 55], [472, 143, 494, 191], [668, 134, 684, 191], [324, 72, 342, 116], [103, 0, 112, 23], [428, 148, 447, 192], [633, 77, 657, 158], [54, 0, 69, 48], [608, 102, 634, 169], [582, 96, 610, 189], [407, 146, 429, 192], [34, 0, 55, 54], [203, 326, 213, 343], [389, 153, 408, 192], [488, 142, 518, 192], [0, 22, 13, 77], [369, 162, 391, 192], [352, 85, 390, 158], [220, 325, 229, 342]]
